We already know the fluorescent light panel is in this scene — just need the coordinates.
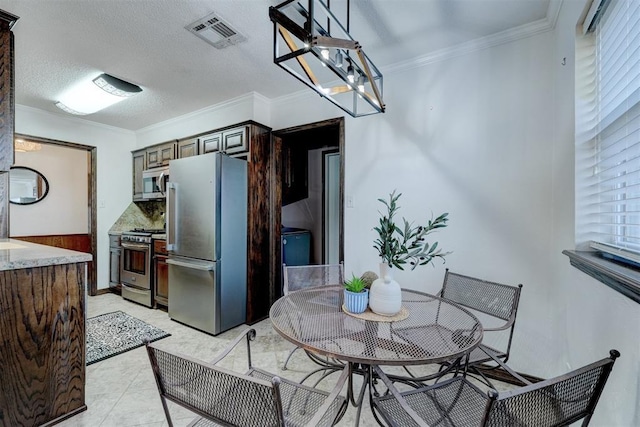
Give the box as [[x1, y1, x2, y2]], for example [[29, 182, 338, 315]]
[[56, 73, 142, 115]]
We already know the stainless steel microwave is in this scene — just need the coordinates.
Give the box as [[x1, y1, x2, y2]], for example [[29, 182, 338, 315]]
[[142, 166, 169, 199]]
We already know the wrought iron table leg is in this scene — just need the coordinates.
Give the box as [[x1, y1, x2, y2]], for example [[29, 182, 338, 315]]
[[282, 345, 299, 370]]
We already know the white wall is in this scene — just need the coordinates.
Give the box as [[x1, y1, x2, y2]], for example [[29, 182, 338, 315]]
[[551, 1, 639, 425], [11, 144, 88, 236], [15, 105, 136, 290]]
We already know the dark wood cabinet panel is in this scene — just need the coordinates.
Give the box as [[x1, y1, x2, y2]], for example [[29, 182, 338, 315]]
[[154, 239, 168, 307], [245, 123, 275, 323], [160, 143, 175, 164], [132, 149, 146, 200], [199, 127, 249, 156], [147, 150, 159, 167], [0, 12, 17, 174], [14, 234, 95, 293], [147, 141, 176, 168], [110, 247, 120, 284], [282, 143, 308, 206], [199, 132, 222, 154], [222, 127, 248, 155], [108, 233, 121, 290], [178, 138, 198, 158], [0, 262, 86, 426]]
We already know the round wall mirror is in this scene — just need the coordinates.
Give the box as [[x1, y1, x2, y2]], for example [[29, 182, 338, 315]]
[[9, 166, 50, 205]]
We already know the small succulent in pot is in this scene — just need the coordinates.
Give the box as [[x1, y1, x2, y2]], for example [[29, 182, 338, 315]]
[[344, 274, 367, 293], [343, 274, 369, 314]]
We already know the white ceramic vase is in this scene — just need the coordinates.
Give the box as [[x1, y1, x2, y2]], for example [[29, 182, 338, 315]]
[[368, 262, 402, 316]]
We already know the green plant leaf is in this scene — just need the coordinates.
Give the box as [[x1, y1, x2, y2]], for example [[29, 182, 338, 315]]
[[373, 190, 450, 271]]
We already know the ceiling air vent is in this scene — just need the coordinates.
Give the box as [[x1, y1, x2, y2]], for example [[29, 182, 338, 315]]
[[186, 12, 246, 49]]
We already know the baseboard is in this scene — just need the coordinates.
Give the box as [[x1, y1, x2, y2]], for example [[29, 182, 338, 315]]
[[40, 405, 87, 426], [95, 286, 121, 296]]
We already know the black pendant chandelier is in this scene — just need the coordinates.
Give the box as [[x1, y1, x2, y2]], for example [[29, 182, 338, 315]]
[[269, 0, 385, 117]]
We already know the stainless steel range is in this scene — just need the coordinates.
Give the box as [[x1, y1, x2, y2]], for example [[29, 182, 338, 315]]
[[120, 228, 164, 307]]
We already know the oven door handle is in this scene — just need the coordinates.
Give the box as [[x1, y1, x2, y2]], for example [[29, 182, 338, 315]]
[[121, 243, 150, 251], [122, 283, 149, 295]]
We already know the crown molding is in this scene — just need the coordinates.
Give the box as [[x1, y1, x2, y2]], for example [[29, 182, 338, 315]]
[[384, 14, 560, 76], [16, 104, 136, 136], [547, 0, 564, 30], [136, 92, 257, 135]]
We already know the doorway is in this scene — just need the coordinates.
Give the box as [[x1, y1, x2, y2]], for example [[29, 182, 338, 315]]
[[11, 134, 98, 295], [272, 117, 344, 291]]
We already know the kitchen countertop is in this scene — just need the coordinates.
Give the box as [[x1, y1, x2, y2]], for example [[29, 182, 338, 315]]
[[152, 234, 166, 240], [0, 239, 92, 271]]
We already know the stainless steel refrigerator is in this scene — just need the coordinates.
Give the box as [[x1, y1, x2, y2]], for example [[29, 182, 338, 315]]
[[166, 152, 247, 335]]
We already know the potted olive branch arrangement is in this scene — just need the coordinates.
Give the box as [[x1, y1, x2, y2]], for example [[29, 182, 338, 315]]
[[369, 190, 450, 316], [343, 274, 368, 314], [373, 190, 450, 270]]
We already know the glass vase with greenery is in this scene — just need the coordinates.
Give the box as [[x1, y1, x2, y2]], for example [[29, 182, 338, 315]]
[[373, 190, 450, 270]]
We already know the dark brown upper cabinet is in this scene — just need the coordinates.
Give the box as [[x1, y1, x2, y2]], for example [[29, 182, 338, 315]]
[[147, 141, 176, 168], [178, 138, 198, 158], [199, 132, 222, 154], [132, 149, 146, 201], [281, 143, 308, 206]]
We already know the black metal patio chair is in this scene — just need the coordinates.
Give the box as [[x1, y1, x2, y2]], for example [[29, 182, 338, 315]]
[[439, 269, 523, 370], [145, 328, 348, 427], [372, 349, 620, 427], [281, 262, 344, 370]]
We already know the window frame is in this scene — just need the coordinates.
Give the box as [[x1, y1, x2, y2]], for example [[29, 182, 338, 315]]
[[570, 0, 640, 303]]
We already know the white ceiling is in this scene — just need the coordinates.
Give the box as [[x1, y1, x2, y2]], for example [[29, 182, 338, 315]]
[[0, 0, 551, 131]]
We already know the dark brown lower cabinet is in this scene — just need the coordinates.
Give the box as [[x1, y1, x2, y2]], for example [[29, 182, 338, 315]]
[[0, 262, 87, 426], [108, 233, 121, 293], [154, 239, 168, 307]]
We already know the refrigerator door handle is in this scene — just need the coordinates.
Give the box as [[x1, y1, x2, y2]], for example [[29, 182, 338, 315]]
[[166, 182, 177, 251], [167, 258, 215, 271]]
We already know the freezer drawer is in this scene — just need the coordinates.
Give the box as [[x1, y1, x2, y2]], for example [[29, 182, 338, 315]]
[[168, 256, 246, 335], [168, 257, 218, 334]]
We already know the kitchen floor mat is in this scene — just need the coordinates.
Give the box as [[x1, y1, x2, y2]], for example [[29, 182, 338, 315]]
[[86, 310, 170, 365]]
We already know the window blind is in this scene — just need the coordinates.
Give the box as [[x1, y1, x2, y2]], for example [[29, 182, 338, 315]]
[[588, 0, 640, 256]]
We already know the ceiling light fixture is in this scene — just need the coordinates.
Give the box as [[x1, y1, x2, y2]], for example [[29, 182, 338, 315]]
[[269, 0, 385, 117], [357, 75, 365, 93], [55, 73, 142, 115], [14, 139, 42, 153]]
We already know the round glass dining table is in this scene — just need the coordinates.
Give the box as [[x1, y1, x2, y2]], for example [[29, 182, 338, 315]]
[[270, 286, 483, 367]]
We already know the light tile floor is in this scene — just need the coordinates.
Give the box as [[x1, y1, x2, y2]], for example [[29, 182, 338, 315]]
[[60, 293, 513, 427]]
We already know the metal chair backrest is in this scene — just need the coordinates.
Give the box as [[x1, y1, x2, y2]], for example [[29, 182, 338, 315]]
[[441, 269, 522, 322], [146, 344, 285, 427], [283, 263, 344, 295], [484, 350, 620, 427]]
